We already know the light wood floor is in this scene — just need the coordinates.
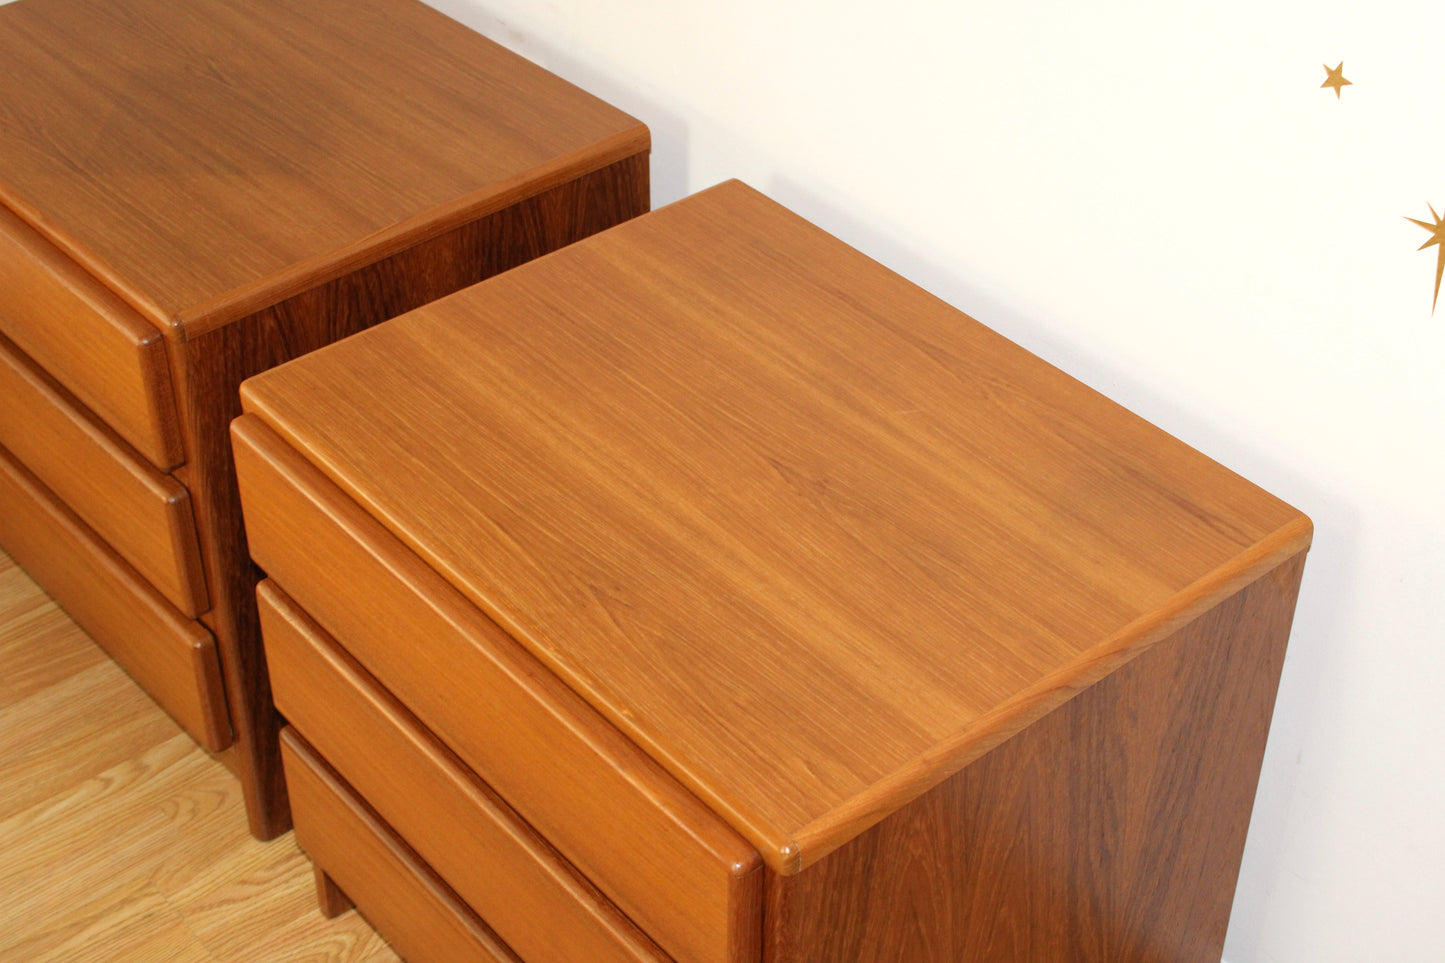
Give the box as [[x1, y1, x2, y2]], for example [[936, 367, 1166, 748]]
[[0, 549, 402, 962]]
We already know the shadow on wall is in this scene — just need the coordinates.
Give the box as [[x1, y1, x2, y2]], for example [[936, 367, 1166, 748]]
[[422, 0, 692, 210], [400, 9, 1366, 959], [752, 172, 1363, 963]]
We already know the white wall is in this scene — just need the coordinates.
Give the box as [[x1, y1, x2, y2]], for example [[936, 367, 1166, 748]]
[[425, 1, 1444, 959]]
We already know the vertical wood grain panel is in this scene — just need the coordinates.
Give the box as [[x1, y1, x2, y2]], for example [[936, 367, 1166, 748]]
[[176, 157, 648, 839], [764, 552, 1307, 962]]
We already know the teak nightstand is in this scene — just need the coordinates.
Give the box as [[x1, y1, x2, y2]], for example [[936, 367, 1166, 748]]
[[0, 0, 648, 838], [232, 181, 1311, 962]]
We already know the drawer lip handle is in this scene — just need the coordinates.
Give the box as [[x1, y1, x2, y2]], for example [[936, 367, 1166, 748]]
[[280, 727, 524, 963], [0, 331, 208, 615], [0, 203, 184, 469], [259, 577, 672, 963], [232, 412, 762, 963], [0, 443, 230, 751]]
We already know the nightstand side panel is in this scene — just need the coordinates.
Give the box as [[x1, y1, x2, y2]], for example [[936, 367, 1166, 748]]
[[175, 156, 648, 839], [763, 551, 1307, 963]]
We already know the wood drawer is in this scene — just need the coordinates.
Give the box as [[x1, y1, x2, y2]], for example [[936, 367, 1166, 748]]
[[260, 579, 670, 963], [0, 204, 182, 470], [282, 728, 521, 963], [0, 443, 229, 751], [232, 414, 762, 963], [0, 332, 208, 616]]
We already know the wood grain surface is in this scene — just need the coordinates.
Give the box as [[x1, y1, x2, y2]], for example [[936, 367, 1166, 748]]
[[0, 549, 399, 963], [241, 179, 1313, 873], [314, 867, 356, 921], [0, 0, 648, 337], [0, 205, 182, 468], [0, 0, 650, 841], [763, 552, 1306, 962], [283, 730, 523, 963], [234, 414, 760, 963], [189, 156, 648, 839], [0, 332, 207, 616], [0, 445, 229, 752], [260, 579, 671, 963]]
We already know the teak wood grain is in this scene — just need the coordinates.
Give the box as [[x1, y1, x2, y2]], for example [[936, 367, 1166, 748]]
[[0, 205, 182, 468], [259, 579, 671, 963], [0, 332, 207, 616], [282, 730, 523, 963], [0, 0, 650, 838], [233, 414, 761, 963], [314, 866, 357, 921], [763, 552, 1307, 962], [0, 0, 648, 337], [180, 156, 648, 839], [241, 179, 1314, 874], [0, 446, 228, 752]]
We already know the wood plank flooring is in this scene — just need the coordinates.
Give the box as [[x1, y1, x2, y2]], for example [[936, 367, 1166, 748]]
[[0, 549, 402, 962]]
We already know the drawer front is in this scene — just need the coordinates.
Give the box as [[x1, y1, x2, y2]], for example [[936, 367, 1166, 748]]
[[0, 444, 230, 751], [0, 204, 182, 470], [260, 580, 670, 963], [281, 729, 521, 963], [233, 414, 762, 963], [0, 333, 208, 616]]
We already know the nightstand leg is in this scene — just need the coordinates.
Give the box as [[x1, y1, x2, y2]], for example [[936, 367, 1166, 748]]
[[314, 865, 354, 918]]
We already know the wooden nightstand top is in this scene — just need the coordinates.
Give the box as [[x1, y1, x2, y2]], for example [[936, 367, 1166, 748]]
[[0, 0, 647, 339], [241, 180, 1312, 871]]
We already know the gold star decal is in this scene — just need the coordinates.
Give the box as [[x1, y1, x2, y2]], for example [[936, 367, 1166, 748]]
[[1322, 62, 1352, 98], [1405, 204, 1445, 313]]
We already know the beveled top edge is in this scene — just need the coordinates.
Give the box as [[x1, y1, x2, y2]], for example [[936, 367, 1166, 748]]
[[239, 178, 1313, 875], [0, 127, 650, 344], [165, 128, 650, 341], [781, 515, 1312, 873], [0, 0, 649, 340]]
